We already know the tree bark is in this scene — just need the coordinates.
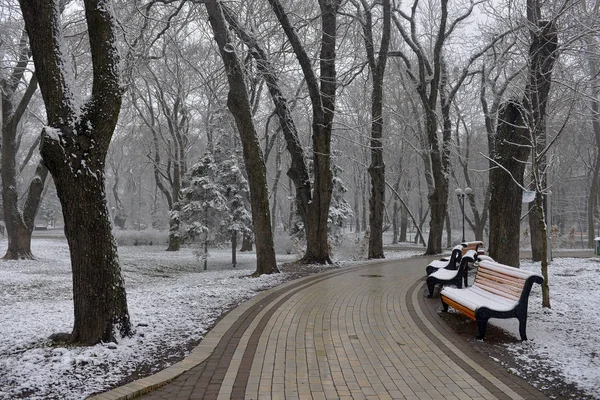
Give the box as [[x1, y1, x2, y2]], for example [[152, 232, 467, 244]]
[[222, 7, 312, 234], [488, 101, 530, 266], [231, 231, 237, 268], [356, 0, 390, 259], [266, 0, 340, 264], [19, 0, 132, 344], [204, 0, 278, 275], [1, 36, 45, 260], [586, 36, 600, 248]]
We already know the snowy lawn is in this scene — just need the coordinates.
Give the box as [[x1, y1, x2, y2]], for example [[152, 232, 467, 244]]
[[0, 234, 418, 400], [1, 234, 598, 399], [496, 258, 600, 398]]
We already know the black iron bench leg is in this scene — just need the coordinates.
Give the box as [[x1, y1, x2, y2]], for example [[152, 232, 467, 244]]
[[518, 316, 528, 341], [476, 317, 488, 340], [426, 279, 435, 298]]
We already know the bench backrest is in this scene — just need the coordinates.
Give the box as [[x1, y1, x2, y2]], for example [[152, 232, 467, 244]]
[[444, 245, 464, 270], [461, 241, 484, 256], [474, 260, 543, 303]]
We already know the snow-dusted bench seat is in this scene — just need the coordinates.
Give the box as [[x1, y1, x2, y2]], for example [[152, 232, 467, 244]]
[[426, 250, 477, 298], [425, 245, 463, 276], [441, 260, 543, 340]]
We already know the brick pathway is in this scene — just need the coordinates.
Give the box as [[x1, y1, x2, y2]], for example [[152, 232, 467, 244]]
[[89, 257, 548, 400]]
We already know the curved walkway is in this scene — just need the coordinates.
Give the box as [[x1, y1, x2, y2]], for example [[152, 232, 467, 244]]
[[89, 258, 548, 400]]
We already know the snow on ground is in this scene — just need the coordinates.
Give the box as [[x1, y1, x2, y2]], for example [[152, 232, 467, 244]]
[[0, 233, 420, 400], [496, 258, 600, 398], [1, 233, 598, 399], [0, 238, 297, 400]]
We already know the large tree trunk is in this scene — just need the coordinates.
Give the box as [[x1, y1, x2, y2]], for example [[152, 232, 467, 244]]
[[266, 0, 340, 264], [166, 202, 181, 251], [529, 199, 543, 260], [19, 0, 132, 344], [51, 161, 131, 343], [360, 0, 391, 260], [488, 101, 530, 266], [399, 201, 408, 242], [205, 0, 278, 276], [1, 37, 44, 260], [586, 36, 600, 248]]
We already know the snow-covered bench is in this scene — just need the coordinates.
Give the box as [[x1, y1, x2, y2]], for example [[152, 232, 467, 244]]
[[440, 259, 543, 340], [461, 240, 484, 256], [426, 250, 477, 298], [425, 245, 463, 276]]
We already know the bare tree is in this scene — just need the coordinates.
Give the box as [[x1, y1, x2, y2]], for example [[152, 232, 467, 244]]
[[265, 0, 342, 263], [203, 0, 279, 275], [18, 0, 132, 344], [352, 0, 391, 259], [1, 29, 47, 260]]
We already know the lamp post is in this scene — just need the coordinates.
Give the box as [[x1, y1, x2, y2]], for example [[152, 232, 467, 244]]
[[455, 187, 473, 242]]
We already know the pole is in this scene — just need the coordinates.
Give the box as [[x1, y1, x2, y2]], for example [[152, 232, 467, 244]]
[[461, 195, 466, 242]]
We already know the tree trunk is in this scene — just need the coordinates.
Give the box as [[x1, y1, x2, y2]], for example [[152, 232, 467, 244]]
[[231, 231, 237, 268], [19, 0, 132, 344], [399, 201, 408, 242], [205, 0, 278, 275], [488, 101, 530, 266], [266, 0, 340, 264], [529, 199, 543, 260], [241, 234, 253, 252], [359, 0, 390, 260], [392, 202, 398, 244], [586, 36, 600, 248], [1, 40, 43, 260], [354, 174, 361, 232], [166, 202, 181, 251], [445, 213, 452, 247]]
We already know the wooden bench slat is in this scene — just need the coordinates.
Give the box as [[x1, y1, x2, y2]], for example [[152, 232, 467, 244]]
[[440, 258, 543, 340], [478, 267, 526, 286], [441, 295, 476, 320], [474, 280, 521, 301]]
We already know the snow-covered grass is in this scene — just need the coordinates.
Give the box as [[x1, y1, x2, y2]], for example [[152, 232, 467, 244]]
[[0, 232, 420, 400], [1, 232, 598, 399], [0, 237, 300, 400], [498, 258, 600, 398]]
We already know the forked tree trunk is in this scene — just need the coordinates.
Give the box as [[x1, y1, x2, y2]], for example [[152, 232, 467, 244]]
[[19, 0, 132, 344], [266, 0, 340, 264], [205, 0, 279, 276], [1, 38, 44, 260]]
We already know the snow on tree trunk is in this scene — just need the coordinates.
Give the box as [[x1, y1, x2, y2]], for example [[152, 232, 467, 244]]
[[19, 0, 132, 344]]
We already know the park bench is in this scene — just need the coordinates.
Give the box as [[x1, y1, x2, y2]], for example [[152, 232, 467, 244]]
[[426, 250, 477, 298], [425, 245, 463, 276], [461, 240, 485, 256], [440, 259, 543, 340]]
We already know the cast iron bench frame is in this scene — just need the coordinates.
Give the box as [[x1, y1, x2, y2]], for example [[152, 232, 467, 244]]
[[426, 250, 477, 298], [440, 260, 543, 340], [425, 245, 463, 276]]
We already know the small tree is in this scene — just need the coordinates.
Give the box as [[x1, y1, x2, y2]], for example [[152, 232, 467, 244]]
[[180, 153, 229, 269]]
